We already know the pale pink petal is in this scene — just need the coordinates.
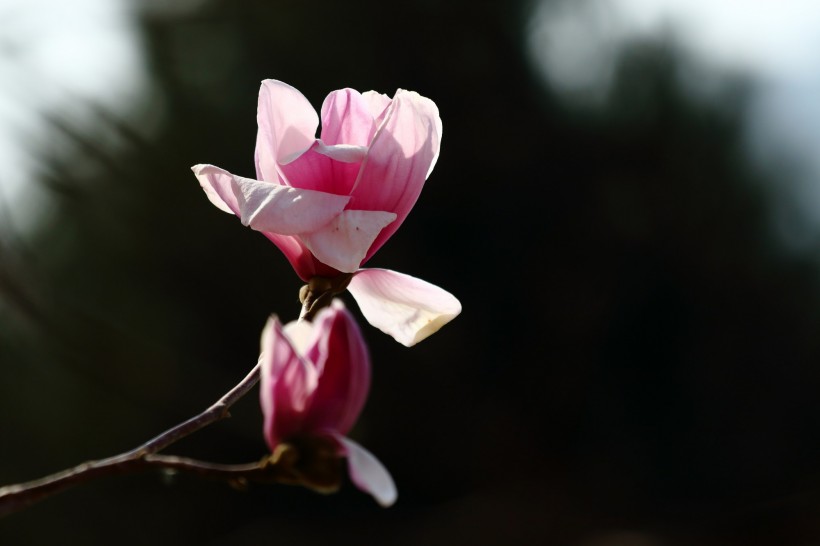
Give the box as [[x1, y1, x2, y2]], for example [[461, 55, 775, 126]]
[[351, 90, 442, 262], [300, 210, 396, 273], [192, 164, 242, 215], [347, 268, 461, 347], [260, 316, 318, 449], [231, 175, 350, 234], [193, 163, 350, 234], [361, 91, 392, 124], [282, 319, 315, 355], [255, 79, 319, 181], [303, 301, 370, 435], [333, 434, 397, 507], [315, 142, 368, 163], [193, 164, 332, 280], [320, 88, 377, 147]]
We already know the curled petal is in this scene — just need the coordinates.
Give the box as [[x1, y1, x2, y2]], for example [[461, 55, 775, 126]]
[[192, 164, 241, 215], [347, 268, 461, 347], [237, 180, 350, 235], [333, 434, 397, 507], [300, 210, 396, 273], [260, 316, 318, 450], [255, 79, 319, 181], [193, 164, 350, 235], [315, 142, 369, 163], [304, 301, 371, 435]]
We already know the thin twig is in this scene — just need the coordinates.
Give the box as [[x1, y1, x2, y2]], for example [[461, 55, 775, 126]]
[[0, 453, 288, 517], [298, 274, 352, 322], [123, 357, 263, 458], [0, 289, 341, 516], [0, 359, 263, 517]]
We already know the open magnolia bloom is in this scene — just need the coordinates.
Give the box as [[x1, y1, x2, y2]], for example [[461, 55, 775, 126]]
[[193, 79, 460, 346], [260, 300, 396, 507]]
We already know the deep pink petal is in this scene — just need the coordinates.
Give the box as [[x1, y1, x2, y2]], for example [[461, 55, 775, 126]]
[[320, 88, 378, 147], [261, 232, 336, 282], [259, 316, 318, 450], [279, 144, 360, 196], [255, 79, 319, 181], [347, 268, 461, 346], [300, 210, 396, 273], [303, 301, 370, 435], [333, 434, 397, 507], [351, 90, 442, 262]]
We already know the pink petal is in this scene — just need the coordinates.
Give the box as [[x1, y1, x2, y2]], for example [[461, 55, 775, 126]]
[[347, 268, 461, 347], [261, 232, 338, 282], [237, 180, 350, 235], [259, 316, 318, 450], [320, 88, 378, 147], [333, 434, 397, 507], [192, 164, 350, 235], [192, 164, 241, 215], [303, 301, 371, 435], [315, 142, 368, 163], [351, 90, 442, 262], [255, 79, 319, 182], [193, 164, 329, 280], [279, 144, 360, 196], [300, 210, 396, 273], [361, 91, 392, 124]]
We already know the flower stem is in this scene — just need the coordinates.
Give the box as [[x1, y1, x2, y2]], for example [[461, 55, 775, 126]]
[[298, 273, 353, 322]]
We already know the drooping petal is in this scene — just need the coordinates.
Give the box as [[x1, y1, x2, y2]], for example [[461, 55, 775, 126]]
[[193, 164, 350, 235], [260, 316, 318, 449], [351, 90, 442, 262], [347, 268, 461, 347], [333, 434, 397, 507], [300, 210, 396, 273], [303, 301, 370, 435], [236, 178, 350, 234], [255, 79, 319, 181], [320, 88, 378, 147], [192, 164, 241, 215]]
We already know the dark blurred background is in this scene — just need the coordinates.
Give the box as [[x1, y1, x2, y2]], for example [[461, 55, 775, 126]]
[[2, 0, 820, 544]]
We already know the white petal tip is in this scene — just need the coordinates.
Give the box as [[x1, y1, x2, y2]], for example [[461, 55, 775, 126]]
[[402, 305, 462, 347], [347, 269, 461, 346]]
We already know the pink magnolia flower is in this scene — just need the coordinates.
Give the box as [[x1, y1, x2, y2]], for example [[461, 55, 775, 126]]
[[260, 300, 396, 507], [193, 79, 460, 346]]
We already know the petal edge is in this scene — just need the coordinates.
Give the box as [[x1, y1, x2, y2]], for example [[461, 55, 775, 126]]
[[334, 434, 397, 507], [347, 268, 461, 346]]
